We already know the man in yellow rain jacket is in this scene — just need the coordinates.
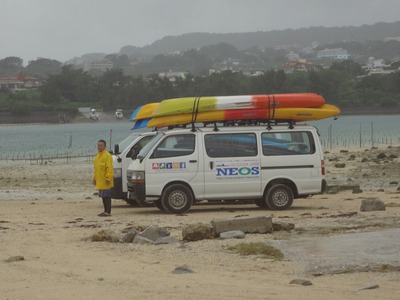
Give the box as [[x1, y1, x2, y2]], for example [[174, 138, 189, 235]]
[[93, 139, 114, 216]]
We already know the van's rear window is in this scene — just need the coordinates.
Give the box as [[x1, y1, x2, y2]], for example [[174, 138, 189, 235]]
[[261, 131, 314, 156]]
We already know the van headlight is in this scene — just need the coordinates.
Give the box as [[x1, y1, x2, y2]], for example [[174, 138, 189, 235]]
[[114, 168, 122, 178], [131, 171, 145, 183]]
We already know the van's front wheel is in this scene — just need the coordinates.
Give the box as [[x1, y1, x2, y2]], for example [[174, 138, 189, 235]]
[[266, 184, 293, 210], [161, 184, 193, 214]]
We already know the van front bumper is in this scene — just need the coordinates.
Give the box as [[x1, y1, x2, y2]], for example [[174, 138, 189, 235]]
[[127, 174, 146, 202]]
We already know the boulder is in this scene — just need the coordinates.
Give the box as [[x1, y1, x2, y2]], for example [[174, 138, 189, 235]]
[[219, 230, 245, 239], [360, 198, 386, 212], [140, 225, 170, 241], [211, 215, 273, 236], [182, 223, 214, 242], [121, 228, 140, 243]]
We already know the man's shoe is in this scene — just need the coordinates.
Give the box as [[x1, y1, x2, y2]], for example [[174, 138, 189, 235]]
[[99, 212, 111, 217]]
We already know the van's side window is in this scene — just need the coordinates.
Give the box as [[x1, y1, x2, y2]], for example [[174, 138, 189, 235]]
[[151, 134, 195, 158], [205, 133, 257, 157], [261, 131, 314, 156]]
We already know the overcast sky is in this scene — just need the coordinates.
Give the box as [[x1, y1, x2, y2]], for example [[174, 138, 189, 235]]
[[2, 0, 400, 64]]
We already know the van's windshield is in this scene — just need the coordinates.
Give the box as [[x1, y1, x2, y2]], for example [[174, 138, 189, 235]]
[[117, 133, 142, 153], [137, 132, 164, 160]]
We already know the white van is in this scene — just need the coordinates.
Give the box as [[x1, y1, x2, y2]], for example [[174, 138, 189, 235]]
[[115, 109, 124, 119], [111, 131, 156, 205], [127, 124, 326, 213], [89, 109, 99, 120]]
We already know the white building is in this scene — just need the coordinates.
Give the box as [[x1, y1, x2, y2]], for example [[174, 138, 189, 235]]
[[286, 51, 300, 61], [158, 71, 187, 82], [364, 57, 395, 75], [366, 57, 387, 69], [317, 48, 349, 60], [83, 60, 113, 72], [384, 36, 400, 42]]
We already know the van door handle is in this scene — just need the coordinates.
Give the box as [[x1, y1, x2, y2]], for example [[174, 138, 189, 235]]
[[209, 161, 214, 169], [189, 160, 197, 163]]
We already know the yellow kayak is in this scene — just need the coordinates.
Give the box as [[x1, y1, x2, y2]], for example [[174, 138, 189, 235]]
[[147, 104, 341, 128]]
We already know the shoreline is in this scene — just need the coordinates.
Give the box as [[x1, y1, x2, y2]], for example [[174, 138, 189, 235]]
[[1, 107, 400, 125]]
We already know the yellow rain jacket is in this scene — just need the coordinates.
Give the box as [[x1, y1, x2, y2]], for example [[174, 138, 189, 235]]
[[93, 150, 114, 190]]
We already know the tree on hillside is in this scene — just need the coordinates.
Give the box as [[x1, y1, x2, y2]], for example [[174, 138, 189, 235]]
[[146, 74, 175, 101], [194, 71, 250, 96], [285, 72, 309, 93], [125, 75, 154, 106], [329, 60, 364, 78], [174, 74, 197, 97], [0, 56, 23, 68], [26, 58, 62, 78], [104, 54, 130, 69], [40, 65, 95, 104], [355, 73, 400, 106], [0, 56, 24, 76], [307, 70, 347, 101], [198, 43, 239, 61], [96, 68, 131, 108], [181, 49, 212, 75], [250, 70, 287, 94]]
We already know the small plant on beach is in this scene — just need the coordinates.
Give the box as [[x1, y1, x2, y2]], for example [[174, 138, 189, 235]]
[[226, 242, 283, 260]]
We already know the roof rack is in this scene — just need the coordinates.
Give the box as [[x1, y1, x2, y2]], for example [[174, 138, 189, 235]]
[[158, 118, 302, 131]]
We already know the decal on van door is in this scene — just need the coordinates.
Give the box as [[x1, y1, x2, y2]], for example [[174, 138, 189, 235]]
[[215, 159, 260, 180], [152, 162, 186, 170]]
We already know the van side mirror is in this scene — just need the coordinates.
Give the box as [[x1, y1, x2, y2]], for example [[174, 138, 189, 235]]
[[114, 144, 120, 155]]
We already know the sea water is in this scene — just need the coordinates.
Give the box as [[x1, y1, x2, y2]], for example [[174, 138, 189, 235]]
[[313, 115, 400, 150], [0, 115, 399, 160], [0, 122, 136, 160]]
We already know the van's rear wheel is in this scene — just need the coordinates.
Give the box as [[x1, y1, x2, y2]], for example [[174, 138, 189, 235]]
[[265, 184, 293, 210], [161, 184, 193, 214]]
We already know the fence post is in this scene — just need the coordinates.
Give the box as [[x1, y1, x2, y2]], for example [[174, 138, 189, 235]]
[[109, 129, 113, 149], [371, 122, 374, 148]]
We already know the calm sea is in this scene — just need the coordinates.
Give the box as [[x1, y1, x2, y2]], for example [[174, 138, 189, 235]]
[[0, 122, 136, 160], [1, 115, 399, 160]]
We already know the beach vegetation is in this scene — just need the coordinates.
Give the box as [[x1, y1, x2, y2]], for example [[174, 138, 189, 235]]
[[226, 242, 284, 260]]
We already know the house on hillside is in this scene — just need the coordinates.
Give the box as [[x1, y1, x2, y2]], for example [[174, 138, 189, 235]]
[[283, 59, 320, 73], [364, 57, 398, 75], [158, 71, 187, 82], [0, 72, 41, 91], [366, 57, 387, 70], [242, 70, 264, 77]]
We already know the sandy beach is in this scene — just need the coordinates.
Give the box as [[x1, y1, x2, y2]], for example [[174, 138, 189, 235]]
[[1, 147, 400, 300]]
